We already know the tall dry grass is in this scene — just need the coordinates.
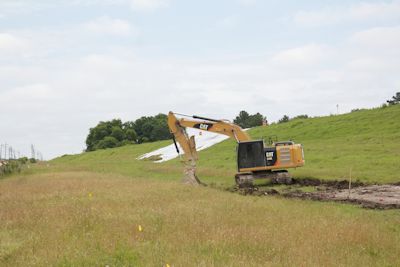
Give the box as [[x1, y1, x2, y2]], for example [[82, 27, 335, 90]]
[[1, 171, 399, 266]]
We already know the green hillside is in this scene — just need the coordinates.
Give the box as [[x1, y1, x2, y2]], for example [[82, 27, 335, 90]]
[[2, 105, 400, 266], [52, 104, 400, 185]]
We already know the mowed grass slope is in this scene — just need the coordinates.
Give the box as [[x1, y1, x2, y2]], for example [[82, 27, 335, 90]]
[[52, 104, 400, 185], [199, 104, 400, 184], [1, 105, 400, 266]]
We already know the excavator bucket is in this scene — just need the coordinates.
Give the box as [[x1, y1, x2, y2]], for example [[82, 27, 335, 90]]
[[182, 136, 203, 185]]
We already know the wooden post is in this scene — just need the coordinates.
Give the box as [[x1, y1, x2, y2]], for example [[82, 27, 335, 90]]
[[348, 167, 352, 199]]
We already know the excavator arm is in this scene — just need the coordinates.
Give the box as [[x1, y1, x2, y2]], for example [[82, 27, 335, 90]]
[[167, 111, 250, 185], [168, 112, 250, 142]]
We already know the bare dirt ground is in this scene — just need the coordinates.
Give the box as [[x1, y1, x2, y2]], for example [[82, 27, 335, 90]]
[[283, 184, 400, 209], [230, 178, 400, 209]]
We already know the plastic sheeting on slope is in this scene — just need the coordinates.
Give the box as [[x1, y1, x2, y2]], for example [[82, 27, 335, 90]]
[[138, 128, 229, 163]]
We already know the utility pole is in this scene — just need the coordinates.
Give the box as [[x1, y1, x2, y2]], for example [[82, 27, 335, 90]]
[[4, 143, 7, 160], [31, 144, 35, 160], [336, 104, 339, 115]]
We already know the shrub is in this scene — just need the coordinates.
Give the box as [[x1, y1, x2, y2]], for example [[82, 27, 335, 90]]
[[0, 160, 26, 177], [278, 115, 290, 123], [386, 92, 400, 105], [95, 136, 119, 150], [292, 114, 309, 120]]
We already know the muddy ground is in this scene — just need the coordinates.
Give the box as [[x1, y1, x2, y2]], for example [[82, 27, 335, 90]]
[[228, 178, 400, 209]]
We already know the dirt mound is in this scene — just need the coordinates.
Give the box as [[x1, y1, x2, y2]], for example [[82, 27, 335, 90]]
[[229, 178, 400, 209], [281, 177, 365, 189]]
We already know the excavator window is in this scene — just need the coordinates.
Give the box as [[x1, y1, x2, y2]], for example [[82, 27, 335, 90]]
[[237, 141, 265, 170]]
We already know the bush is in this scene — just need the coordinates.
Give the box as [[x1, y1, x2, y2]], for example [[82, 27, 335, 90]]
[[278, 115, 290, 123], [125, 129, 137, 141], [111, 126, 125, 142], [0, 160, 26, 177], [18, 157, 28, 164], [95, 136, 119, 150], [386, 92, 400, 105], [292, 114, 309, 120]]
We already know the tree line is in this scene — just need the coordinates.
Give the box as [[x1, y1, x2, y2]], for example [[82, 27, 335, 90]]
[[86, 110, 310, 152], [85, 114, 170, 151], [86, 111, 269, 151]]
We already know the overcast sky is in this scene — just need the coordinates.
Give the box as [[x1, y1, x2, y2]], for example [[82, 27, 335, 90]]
[[0, 0, 399, 159]]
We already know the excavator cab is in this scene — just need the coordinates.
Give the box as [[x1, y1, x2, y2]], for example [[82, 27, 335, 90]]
[[235, 140, 305, 186]]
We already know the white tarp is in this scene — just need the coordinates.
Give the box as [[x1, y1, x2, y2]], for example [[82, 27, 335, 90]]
[[138, 128, 229, 162]]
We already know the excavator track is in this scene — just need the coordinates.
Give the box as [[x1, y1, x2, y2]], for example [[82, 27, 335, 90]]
[[235, 171, 292, 187]]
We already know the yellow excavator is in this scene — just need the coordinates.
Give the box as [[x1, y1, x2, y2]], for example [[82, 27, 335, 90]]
[[167, 111, 305, 186]]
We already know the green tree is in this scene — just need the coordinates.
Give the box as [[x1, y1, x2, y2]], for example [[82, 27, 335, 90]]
[[86, 119, 125, 151], [151, 114, 170, 141], [95, 136, 119, 150], [387, 92, 400, 105], [278, 115, 290, 123], [125, 129, 137, 142], [134, 114, 170, 143], [247, 112, 265, 127], [85, 114, 171, 151], [234, 111, 266, 128], [111, 126, 125, 142], [234, 111, 251, 128]]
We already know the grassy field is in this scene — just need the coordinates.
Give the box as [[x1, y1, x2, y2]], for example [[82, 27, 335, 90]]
[[1, 171, 400, 266], [1, 105, 400, 266]]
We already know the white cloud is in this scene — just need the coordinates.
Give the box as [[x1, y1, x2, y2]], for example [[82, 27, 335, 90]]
[[0, 0, 170, 14], [271, 44, 332, 67], [350, 26, 400, 50], [349, 1, 400, 20], [216, 16, 238, 29], [0, 84, 55, 103], [237, 0, 256, 6], [0, 33, 24, 49], [0, 0, 49, 15], [129, 0, 169, 11], [84, 16, 134, 36], [0, 33, 30, 58], [293, 1, 400, 26]]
